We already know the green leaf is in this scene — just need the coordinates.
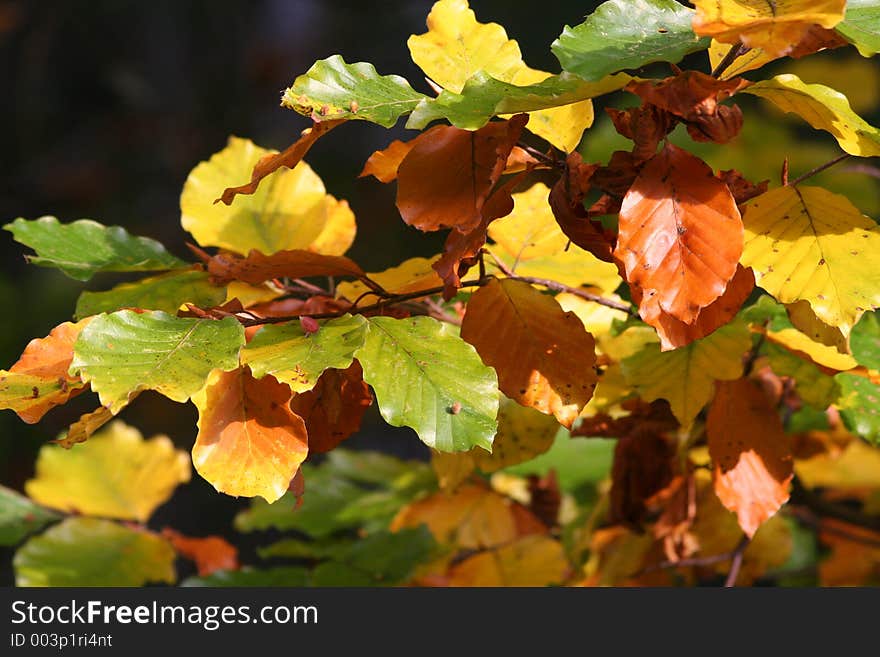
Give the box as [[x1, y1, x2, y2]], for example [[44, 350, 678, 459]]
[[763, 341, 840, 409], [743, 74, 880, 157], [13, 518, 175, 586], [851, 311, 880, 370], [505, 433, 615, 493], [310, 528, 436, 586], [242, 314, 368, 393], [406, 71, 631, 130], [70, 310, 244, 412], [0, 486, 60, 547], [74, 270, 226, 320], [234, 450, 436, 538], [282, 55, 428, 128], [835, 373, 880, 444], [182, 566, 311, 587], [836, 0, 880, 57], [355, 316, 499, 452], [257, 537, 352, 561], [4, 217, 186, 281], [551, 0, 710, 81]]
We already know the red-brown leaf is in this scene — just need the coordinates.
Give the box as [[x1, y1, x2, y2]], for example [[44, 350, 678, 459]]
[[206, 249, 365, 285], [707, 378, 793, 538], [615, 143, 743, 324], [358, 138, 415, 183], [717, 169, 769, 205], [396, 114, 527, 233], [626, 72, 749, 124], [218, 119, 344, 205], [162, 528, 239, 576], [610, 432, 676, 527], [606, 104, 676, 162]]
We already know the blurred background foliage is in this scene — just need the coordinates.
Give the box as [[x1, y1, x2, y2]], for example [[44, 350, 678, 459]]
[[1, 0, 877, 584]]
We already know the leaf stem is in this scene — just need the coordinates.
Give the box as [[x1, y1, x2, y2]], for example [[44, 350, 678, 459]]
[[711, 43, 748, 79], [786, 153, 851, 187]]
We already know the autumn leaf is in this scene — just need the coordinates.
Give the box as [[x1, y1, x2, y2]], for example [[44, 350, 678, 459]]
[[616, 143, 743, 324], [691, 0, 846, 58], [547, 161, 614, 263], [192, 367, 308, 502], [25, 421, 190, 522], [610, 432, 676, 526], [289, 363, 373, 454], [785, 299, 849, 355], [707, 378, 793, 537], [461, 278, 597, 427], [621, 320, 751, 429], [447, 535, 569, 586], [161, 529, 239, 577], [216, 121, 344, 206], [743, 74, 880, 157], [54, 405, 116, 449], [335, 257, 442, 305], [0, 320, 90, 423], [203, 248, 365, 286], [408, 0, 594, 151], [0, 486, 60, 547], [740, 185, 880, 338], [396, 114, 526, 233], [359, 139, 415, 183]]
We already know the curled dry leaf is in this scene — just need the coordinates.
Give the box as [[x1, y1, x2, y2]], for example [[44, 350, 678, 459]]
[[610, 432, 676, 527], [205, 249, 365, 286]]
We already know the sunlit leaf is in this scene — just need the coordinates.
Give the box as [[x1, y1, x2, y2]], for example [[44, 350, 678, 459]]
[[0, 486, 59, 547], [355, 316, 499, 452], [743, 74, 880, 157], [25, 421, 190, 522], [181, 136, 355, 255], [834, 372, 880, 444], [447, 534, 569, 586], [461, 278, 597, 427], [740, 185, 880, 337], [336, 257, 442, 304], [4, 216, 185, 281], [282, 55, 427, 127], [836, 0, 880, 56], [14, 518, 176, 587], [204, 248, 365, 286], [71, 310, 244, 413], [161, 529, 239, 577], [75, 270, 226, 319], [192, 367, 308, 502], [852, 311, 880, 369]]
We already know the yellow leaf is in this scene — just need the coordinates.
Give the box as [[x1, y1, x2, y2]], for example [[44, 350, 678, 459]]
[[621, 321, 751, 429], [25, 421, 190, 522], [472, 396, 559, 473], [557, 292, 629, 355], [224, 281, 283, 307], [335, 256, 442, 304], [488, 246, 622, 296], [408, 0, 591, 151], [692, 0, 846, 58], [766, 328, 857, 371], [447, 535, 569, 586], [431, 451, 475, 492], [741, 185, 880, 337], [785, 299, 849, 354], [192, 368, 308, 503], [181, 136, 355, 256], [579, 362, 632, 419], [707, 39, 777, 79], [743, 74, 880, 157], [796, 436, 880, 492], [488, 182, 568, 261]]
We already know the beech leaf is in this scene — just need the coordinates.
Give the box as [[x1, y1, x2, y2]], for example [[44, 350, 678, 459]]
[[836, 0, 880, 56], [192, 367, 308, 502], [447, 534, 569, 586], [204, 249, 365, 286], [834, 373, 880, 444], [851, 311, 880, 370], [0, 486, 60, 547], [355, 316, 499, 452], [708, 378, 793, 537]]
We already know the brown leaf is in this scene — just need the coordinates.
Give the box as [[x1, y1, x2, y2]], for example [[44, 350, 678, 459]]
[[162, 528, 239, 577], [626, 71, 749, 124], [610, 432, 676, 527], [591, 150, 640, 197], [615, 143, 743, 324], [526, 471, 562, 529], [396, 114, 527, 233], [289, 362, 372, 453], [461, 278, 597, 427], [606, 104, 676, 162], [707, 378, 793, 537], [635, 265, 756, 350], [686, 104, 743, 144], [817, 518, 880, 586], [359, 138, 415, 183], [717, 169, 769, 205], [217, 119, 344, 205], [788, 25, 848, 58], [192, 367, 309, 502], [205, 249, 365, 286]]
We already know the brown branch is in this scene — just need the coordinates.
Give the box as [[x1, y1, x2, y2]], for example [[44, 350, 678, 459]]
[[711, 43, 748, 78], [516, 141, 563, 169], [507, 274, 635, 314], [724, 536, 750, 587], [786, 153, 851, 187]]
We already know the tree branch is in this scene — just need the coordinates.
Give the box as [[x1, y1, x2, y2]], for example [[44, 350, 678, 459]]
[[786, 153, 851, 187], [711, 43, 748, 79], [724, 536, 750, 587]]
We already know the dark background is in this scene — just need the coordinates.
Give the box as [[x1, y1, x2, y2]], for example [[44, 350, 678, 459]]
[[1, 1, 877, 585]]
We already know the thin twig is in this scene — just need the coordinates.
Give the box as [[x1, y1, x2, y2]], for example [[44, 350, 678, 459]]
[[711, 43, 748, 78], [516, 141, 562, 169], [790, 476, 880, 532], [780, 157, 789, 186], [724, 536, 750, 587], [786, 154, 851, 187], [639, 551, 740, 575]]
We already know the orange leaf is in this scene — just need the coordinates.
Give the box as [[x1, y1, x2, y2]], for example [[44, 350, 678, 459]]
[[162, 528, 239, 577], [289, 362, 372, 453], [396, 114, 527, 233], [615, 143, 743, 324], [707, 378, 793, 537], [635, 265, 756, 351], [461, 278, 597, 428], [217, 119, 344, 205], [627, 72, 749, 123], [717, 169, 769, 205], [3, 320, 90, 423], [605, 104, 676, 162], [205, 249, 365, 286], [548, 154, 613, 263], [192, 367, 308, 502], [359, 139, 415, 183]]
